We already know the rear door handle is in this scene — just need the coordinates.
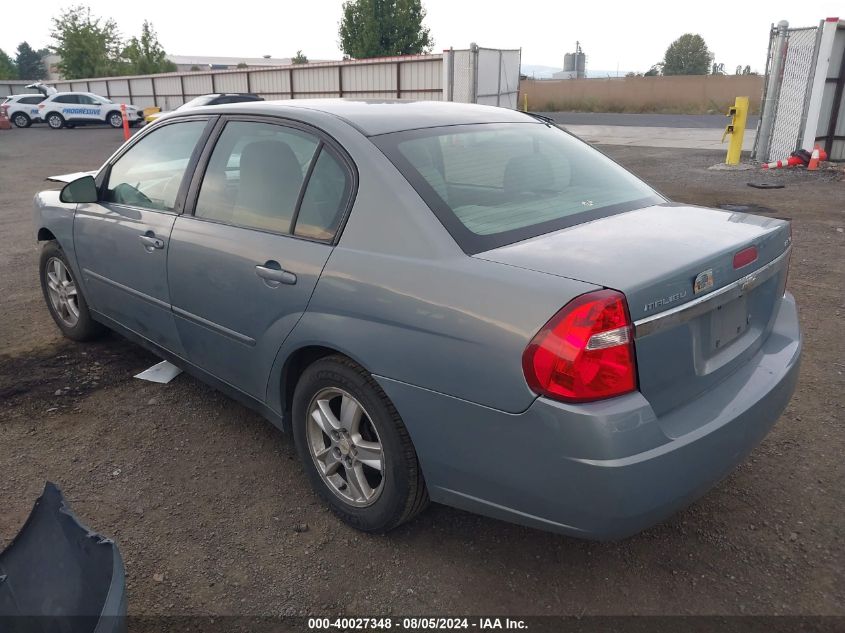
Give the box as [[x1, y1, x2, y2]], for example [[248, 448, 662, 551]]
[[138, 234, 164, 250], [255, 262, 297, 286]]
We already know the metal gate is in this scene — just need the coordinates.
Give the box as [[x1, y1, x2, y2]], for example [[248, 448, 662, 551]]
[[754, 24, 820, 162], [755, 18, 845, 162], [444, 45, 521, 108], [813, 23, 845, 160]]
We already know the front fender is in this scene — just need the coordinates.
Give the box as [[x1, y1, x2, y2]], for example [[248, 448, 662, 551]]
[[33, 190, 86, 289]]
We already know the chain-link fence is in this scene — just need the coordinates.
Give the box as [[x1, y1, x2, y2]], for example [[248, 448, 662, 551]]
[[754, 24, 821, 162], [444, 46, 522, 108], [767, 28, 820, 161]]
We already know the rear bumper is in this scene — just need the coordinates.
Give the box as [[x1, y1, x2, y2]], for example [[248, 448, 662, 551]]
[[376, 293, 801, 539]]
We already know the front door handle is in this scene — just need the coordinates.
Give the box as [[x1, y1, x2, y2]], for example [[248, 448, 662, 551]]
[[138, 233, 165, 251], [255, 262, 297, 286]]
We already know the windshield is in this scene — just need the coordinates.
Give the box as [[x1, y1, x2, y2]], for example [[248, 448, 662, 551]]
[[374, 122, 664, 253]]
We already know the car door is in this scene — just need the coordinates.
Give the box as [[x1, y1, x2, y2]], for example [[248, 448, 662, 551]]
[[73, 118, 212, 353], [167, 117, 354, 399], [75, 94, 103, 122], [47, 94, 78, 120]]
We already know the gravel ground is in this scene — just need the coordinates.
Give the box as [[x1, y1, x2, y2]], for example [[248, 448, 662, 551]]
[[0, 126, 843, 617]]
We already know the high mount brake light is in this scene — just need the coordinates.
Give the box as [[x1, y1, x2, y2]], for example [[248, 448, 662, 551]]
[[733, 246, 758, 269], [522, 289, 638, 403]]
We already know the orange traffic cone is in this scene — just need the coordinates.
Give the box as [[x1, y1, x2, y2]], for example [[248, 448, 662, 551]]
[[0, 106, 11, 130], [763, 155, 804, 169], [807, 146, 820, 171]]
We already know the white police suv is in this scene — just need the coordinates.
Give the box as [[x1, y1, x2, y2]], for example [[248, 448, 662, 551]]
[[37, 92, 142, 129], [2, 94, 46, 128]]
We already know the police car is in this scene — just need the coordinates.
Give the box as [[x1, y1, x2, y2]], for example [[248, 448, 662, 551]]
[[37, 92, 142, 129], [2, 94, 46, 128]]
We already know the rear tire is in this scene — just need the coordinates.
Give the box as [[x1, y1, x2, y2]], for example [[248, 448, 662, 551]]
[[292, 355, 429, 532], [11, 112, 31, 128], [46, 112, 65, 129], [39, 241, 105, 341]]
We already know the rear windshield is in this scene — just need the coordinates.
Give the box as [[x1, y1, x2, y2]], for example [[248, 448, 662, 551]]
[[374, 122, 663, 253]]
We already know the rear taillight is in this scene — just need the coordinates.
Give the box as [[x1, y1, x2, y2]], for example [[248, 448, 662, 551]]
[[522, 289, 637, 403]]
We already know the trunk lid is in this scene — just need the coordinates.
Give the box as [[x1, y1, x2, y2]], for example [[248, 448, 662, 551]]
[[476, 203, 792, 417]]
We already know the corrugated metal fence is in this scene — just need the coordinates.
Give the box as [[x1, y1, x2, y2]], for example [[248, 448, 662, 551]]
[[1, 48, 521, 112]]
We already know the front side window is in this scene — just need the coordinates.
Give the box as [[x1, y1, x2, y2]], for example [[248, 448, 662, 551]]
[[52, 95, 79, 104], [105, 121, 206, 212], [195, 121, 322, 234], [374, 123, 663, 253]]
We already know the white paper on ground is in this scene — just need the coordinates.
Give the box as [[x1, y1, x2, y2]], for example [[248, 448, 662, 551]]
[[133, 360, 183, 384]]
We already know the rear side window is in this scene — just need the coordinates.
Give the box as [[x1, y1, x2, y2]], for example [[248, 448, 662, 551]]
[[374, 123, 663, 254], [195, 121, 319, 234], [105, 121, 206, 212], [194, 121, 351, 241], [19, 96, 44, 104]]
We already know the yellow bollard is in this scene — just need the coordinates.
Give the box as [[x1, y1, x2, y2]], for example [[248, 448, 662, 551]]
[[523, 93, 528, 112], [722, 97, 749, 165]]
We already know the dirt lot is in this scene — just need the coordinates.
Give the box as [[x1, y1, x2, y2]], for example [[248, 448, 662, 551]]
[[1, 126, 843, 617]]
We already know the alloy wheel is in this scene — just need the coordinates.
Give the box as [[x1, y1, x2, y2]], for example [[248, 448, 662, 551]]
[[305, 388, 385, 507], [45, 257, 80, 327]]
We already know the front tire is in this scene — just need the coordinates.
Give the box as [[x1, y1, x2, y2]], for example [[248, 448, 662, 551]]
[[39, 241, 105, 341], [12, 112, 31, 128], [107, 111, 123, 128], [292, 355, 429, 532], [46, 112, 65, 129]]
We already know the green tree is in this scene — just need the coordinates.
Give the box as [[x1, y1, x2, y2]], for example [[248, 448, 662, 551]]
[[121, 21, 175, 75], [236, 62, 248, 69], [292, 50, 308, 64], [0, 49, 16, 79], [644, 63, 663, 77], [51, 5, 123, 78], [339, 0, 432, 59], [15, 42, 47, 79], [662, 34, 712, 75]]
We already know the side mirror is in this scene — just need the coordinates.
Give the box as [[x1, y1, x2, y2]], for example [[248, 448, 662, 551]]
[[60, 175, 98, 204]]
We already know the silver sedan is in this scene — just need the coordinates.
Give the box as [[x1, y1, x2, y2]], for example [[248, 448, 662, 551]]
[[33, 100, 801, 538]]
